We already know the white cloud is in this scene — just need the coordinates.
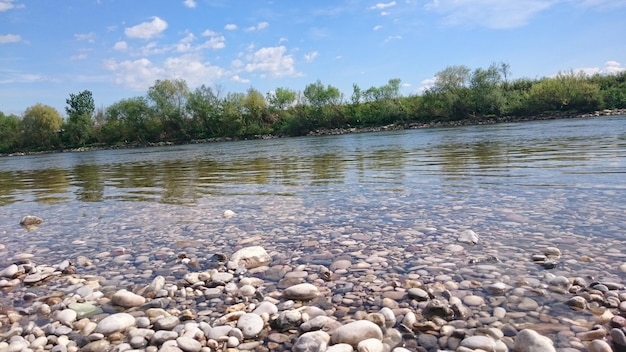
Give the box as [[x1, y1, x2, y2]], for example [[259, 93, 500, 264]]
[[0, 33, 21, 43], [418, 77, 437, 93], [176, 33, 196, 53], [380, 11, 391, 15], [244, 46, 299, 77], [370, 1, 396, 10], [225, 24, 238, 31], [245, 21, 270, 32], [0, 72, 51, 84], [231, 75, 250, 83], [200, 30, 226, 50], [125, 17, 168, 39], [113, 41, 128, 51], [385, 35, 402, 42], [278, 37, 288, 44], [70, 53, 88, 61], [304, 51, 319, 62], [103, 55, 225, 90], [575, 61, 626, 76], [183, 0, 196, 8], [0, 0, 23, 12], [373, 25, 383, 31], [74, 32, 95, 43], [425, 0, 555, 29]]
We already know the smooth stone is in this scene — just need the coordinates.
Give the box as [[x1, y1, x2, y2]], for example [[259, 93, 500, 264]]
[[111, 289, 146, 307], [544, 247, 561, 257], [69, 302, 103, 319], [154, 316, 180, 331], [81, 340, 110, 352], [565, 296, 587, 309], [518, 297, 539, 310], [207, 325, 232, 340], [331, 320, 383, 347], [611, 328, 626, 346], [379, 307, 396, 328], [176, 336, 202, 352], [293, 331, 331, 352], [463, 295, 485, 306], [95, 313, 137, 335], [588, 339, 613, 352], [330, 260, 352, 271], [56, 309, 77, 326], [514, 329, 556, 352], [327, 343, 354, 352], [20, 215, 44, 226], [407, 288, 429, 301], [229, 246, 271, 269], [252, 301, 278, 315], [0, 264, 18, 278], [457, 229, 479, 244], [211, 272, 234, 283], [237, 313, 264, 338], [283, 283, 320, 300], [357, 338, 384, 352], [460, 335, 496, 351], [620, 263, 626, 273], [151, 330, 179, 345], [223, 209, 236, 218]]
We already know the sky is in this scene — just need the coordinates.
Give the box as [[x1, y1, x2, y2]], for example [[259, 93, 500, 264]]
[[1, 0, 625, 117]]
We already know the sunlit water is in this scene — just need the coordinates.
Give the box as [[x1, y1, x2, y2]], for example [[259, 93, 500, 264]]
[[0, 116, 625, 339]]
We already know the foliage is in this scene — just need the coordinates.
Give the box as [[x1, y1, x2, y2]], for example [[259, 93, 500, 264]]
[[21, 103, 63, 150], [64, 90, 95, 147], [0, 111, 21, 153], [3, 63, 625, 153], [147, 79, 190, 141]]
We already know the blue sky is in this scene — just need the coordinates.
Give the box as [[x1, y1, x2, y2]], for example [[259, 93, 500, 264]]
[[1, 0, 625, 116]]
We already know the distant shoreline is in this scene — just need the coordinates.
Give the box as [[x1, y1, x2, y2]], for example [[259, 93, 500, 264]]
[[2, 109, 625, 158]]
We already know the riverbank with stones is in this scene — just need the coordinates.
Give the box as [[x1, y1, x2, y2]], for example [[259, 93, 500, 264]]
[[1, 215, 625, 352]]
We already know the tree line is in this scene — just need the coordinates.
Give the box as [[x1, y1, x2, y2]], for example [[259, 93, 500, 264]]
[[1, 63, 625, 154]]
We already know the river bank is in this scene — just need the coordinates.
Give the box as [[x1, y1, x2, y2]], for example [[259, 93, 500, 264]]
[[3, 109, 625, 158]]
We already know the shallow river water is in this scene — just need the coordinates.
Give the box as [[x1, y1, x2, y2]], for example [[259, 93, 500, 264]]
[[0, 115, 625, 350]]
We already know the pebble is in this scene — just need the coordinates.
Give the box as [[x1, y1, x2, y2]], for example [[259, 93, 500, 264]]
[[229, 246, 271, 269], [283, 283, 320, 300], [111, 289, 146, 307], [293, 331, 331, 352], [457, 229, 479, 244], [94, 313, 136, 335], [236, 313, 265, 338], [357, 338, 384, 352], [514, 329, 556, 352], [588, 339, 613, 352], [176, 336, 202, 352], [331, 320, 383, 347]]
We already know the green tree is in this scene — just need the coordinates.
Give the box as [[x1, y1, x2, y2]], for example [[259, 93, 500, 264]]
[[242, 87, 271, 135], [65, 90, 95, 147], [0, 111, 21, 152], [147, 79, 190, 141], [21, 103, 63, 150], [267, 87, 296, 110], [303, 80, 343, 127], [469, 63, 505, 116], [104, 97, 159, 143], [527, 71, 602, 113], [425, 65, 472, 119], [219, 92, 245, 136], [186, 85, 222, 137]]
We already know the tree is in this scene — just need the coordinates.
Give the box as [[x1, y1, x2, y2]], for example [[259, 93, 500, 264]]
[[219, 92, 245, 136], [243, 87, 270, 126], [527, 71, 602, 113], [21, 103, 63, 150], [425, 65, 472, 119], [469, 63, 505, 116], [267, 87, 296, 110], [65, 90, 95, 147], [105, 97, 159, 143], [147, 79, 190, 140], [187, 85, 222, 137], [0, 111, 21, 152]]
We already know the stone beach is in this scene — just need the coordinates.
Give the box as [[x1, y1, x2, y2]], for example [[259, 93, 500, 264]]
[[1, 203, 625, 352], [0, 116, 625, 351]]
